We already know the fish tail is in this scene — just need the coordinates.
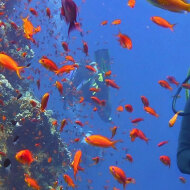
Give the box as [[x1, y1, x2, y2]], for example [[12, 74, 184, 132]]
[[170, 24, 176, 32], [16, 66, 25, 79], [111, 139, 123, 149], [68, 22, 76, 35]]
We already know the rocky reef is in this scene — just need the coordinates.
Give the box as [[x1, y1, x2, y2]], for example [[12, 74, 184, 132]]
[[0, 74, 71, 189]]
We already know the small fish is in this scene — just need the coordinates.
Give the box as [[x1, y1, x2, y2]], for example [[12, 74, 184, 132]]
[[151, 16, 175, 31], [101, 20, 108, 26], [46, 8, 51, 19], [166, 76, 179, 86], [73, 150, 82, 180], [111, 19, 121, 25], [130, 128, 149, 143], [85, 134, 122, 149], [4, 158, 11, 173], [39, 56, 58, 73], [40, 93, 49, 112], [130, 118, 144, 125], [82, 41, 88, 56], [128, 0, 136, 8], [157, 140, 168, 147], [169, 111, 181, 127], [85, 65, 97, 72], [105, 79, 120, 89], [125, 154, 133, 162], [182, 83, 190, 89], [140, 96, 149, 107], [62, 41, 69, 52], [13, 135, 19, 145], [125, 104, 133, 112], [117, 105, 124, 112], [17, 93, 22, 100], [110, 126, 118, 139], [158, 80, 173, 90], [24, 174, 40, 190], [63, 174, 76, 188], [117, 32, 132, 50], [29, 8, 38, 16], [160, 155, 170, 167], [179, 176, 186, 184], [144, 106, 159, 117]]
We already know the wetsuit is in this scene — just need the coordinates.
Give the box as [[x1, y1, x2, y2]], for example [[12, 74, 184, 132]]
[[177, 98, 190, 174]]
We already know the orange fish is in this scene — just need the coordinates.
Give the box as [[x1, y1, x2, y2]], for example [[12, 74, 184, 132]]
[[105, 70, 112, 77], [169, 111, 181, 127], [117, 105, 124, 112], [24, 174, 40, 190], [124, 104, 133, 112], [147, 0, 190, 12], [0, 53, 26, 79], [111, 19, 121, 25], [110, 126, 118, 139], [144, 106, 159, 117], [55, 65, 75, 75], [79, 96, 84, 103], [15, 149, 34, 165], [63, 174, 76, 188], [101, 20, 108, 26], [160, 155, 171, 167], [65, 55, 75, 63], [85, 65, 97, 73], [54, 81, 63, 95], [158, 80, 173, 90], [92, 156, 101, 165], [130, 128, 148, 143], [131, 118, 144, 125], [85, 134, 121, 149], [105, 79, 120, 89], [52, 120, 58, 126], [91, 96, 106, 106], [30, 100, 37, 107], [89, 87, 101, 92], [151, 16, 175, 31], [182, 83, 190, 89], [39, 56, 58, 72], [29, 8, 38, 16], [46, 8, 51, 19], [140, 96, 149, 107], [117, 32, 132, 50], [109, 166, 135, 190], [73, 150, 82, 180], [22, 16, 41, 43], [40, 93, 49, 112], [128, 0, 136, 8]]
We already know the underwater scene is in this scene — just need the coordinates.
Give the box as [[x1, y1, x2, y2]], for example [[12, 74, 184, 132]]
[[1, 0, 190, 189]]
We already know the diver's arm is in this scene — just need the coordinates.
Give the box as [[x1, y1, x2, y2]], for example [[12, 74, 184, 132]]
[[177, 98, 190, 174]]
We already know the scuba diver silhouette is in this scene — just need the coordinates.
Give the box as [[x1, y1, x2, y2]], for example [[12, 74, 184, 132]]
[[63, 49, 112, 123], [172, 74, 190, 174]]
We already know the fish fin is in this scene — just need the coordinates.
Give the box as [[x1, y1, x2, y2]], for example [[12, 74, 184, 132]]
[[16, 66, 26, 79], [170, 24, 176, 32], [111, 139, 123, 149]]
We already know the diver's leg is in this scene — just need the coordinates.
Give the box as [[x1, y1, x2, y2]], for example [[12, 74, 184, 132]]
[[177, 149, 190, 174]]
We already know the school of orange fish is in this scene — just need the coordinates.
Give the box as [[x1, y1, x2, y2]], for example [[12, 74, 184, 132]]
[[0, 0, 190, 189]]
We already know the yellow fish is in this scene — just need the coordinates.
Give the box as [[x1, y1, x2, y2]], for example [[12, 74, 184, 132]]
[[147, 0, 190, 12]]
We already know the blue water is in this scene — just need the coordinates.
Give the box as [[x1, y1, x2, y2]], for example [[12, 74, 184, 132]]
[[7, 0, 190, 189]]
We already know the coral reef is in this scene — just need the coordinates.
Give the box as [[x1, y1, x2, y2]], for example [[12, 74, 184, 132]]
[[0, 74, 71, 189]]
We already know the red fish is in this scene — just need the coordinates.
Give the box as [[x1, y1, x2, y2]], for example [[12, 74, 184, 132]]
[[63, 174, 76, 188], [157, 140, 168, 147], [46, 8, 51, 19], [105, 79, 119, 89], [15, 149, 34, 165], [61, 0, 80, 35], [91, 96, 106, 106], [62, 41, 69, 52], [140, 96, 149, 107], [73, 150, 82, 180], [24, 174, 40, 190], [85, 65, 97, 72], [125, 154, 133, 162], [29, 8, 38, 16], [158, 80, 173, 90], [166, 76, 179, 86], [75, 120, 84, 127], [130, 118, 144, 125], [160, 155, 171, 167], [124, 104, 133, 112], [117, 32, 132, 50], [83, 41, 88, 56], [130, 128, 148, 143]]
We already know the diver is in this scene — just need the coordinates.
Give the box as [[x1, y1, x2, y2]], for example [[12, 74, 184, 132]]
[[172, 74, 190, 174], [63, 49, 112, 123]]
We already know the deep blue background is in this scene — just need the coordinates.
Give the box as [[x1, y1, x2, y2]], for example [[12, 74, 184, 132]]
[[12, 0, 190, 189]]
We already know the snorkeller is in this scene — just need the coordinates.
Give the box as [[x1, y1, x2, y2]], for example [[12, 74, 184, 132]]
[[173, 73, 190, 174], [63, 49, 112, 123]]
